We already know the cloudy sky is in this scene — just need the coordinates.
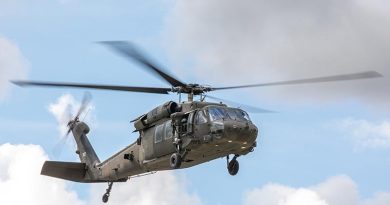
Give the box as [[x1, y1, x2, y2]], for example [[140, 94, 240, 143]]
[[1, 1, 390, 205]]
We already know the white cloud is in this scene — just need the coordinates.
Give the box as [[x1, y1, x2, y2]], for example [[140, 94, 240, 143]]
[[1, 143, 389, 205], [88, 172, 202, 205], [244, 184, 327, 205], [164, 0, 390, 105], [363, 193, 390, 205], [48, 93, 95, 137], [0, 143, 85, 205], [243, 175, 390, 205], [0, 36, 29, 100], [338, 118, 390, 148], [0, 143, 202, 205]]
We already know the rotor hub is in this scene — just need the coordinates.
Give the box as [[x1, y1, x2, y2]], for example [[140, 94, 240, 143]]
[[172, 84, 212, 95]]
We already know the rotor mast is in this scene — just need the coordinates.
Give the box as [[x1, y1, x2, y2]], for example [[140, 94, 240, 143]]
[[188, 92, 194, 102]]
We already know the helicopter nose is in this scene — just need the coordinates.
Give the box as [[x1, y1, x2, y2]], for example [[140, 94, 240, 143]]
[[223, 121, 258, 142]]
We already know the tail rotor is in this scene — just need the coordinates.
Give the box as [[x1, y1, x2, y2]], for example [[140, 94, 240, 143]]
[[52, 92, 92, 157], [66, 92, 92, 134]]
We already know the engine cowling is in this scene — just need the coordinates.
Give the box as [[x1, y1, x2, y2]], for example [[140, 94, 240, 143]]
[[134, 101, 179, 130]]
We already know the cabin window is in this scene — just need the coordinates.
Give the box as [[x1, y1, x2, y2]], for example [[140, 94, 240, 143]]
[[154, 124, 164, 143], [165, 121, 173, 139], [195, 110, 208, 124], [187, 112, 194, 133]]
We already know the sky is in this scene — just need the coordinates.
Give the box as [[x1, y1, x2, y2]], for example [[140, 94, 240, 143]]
[[1, 0, 390, 205]]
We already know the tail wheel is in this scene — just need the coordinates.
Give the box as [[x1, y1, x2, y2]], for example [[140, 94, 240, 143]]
[[102, 182, 113, 203], [102, 193, 109, 203], [228, 159, 239, 176], [170, 153, 182, 169]]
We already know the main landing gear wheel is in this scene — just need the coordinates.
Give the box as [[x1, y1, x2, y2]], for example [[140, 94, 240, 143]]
[[170, 153, 182, 169], [102, 182, 114, 203], [227, 155, 240, 176]]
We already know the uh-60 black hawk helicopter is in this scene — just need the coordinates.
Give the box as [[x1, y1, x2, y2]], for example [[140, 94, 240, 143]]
[[13, 41, 382, 203]]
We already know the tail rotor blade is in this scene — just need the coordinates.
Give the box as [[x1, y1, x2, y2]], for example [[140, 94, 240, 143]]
[[52, 132, 71, 157], [62, 104, 73, 123], [75, 92, 92, 119]]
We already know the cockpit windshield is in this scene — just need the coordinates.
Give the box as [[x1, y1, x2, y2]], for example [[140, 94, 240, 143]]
[[207, 106, 251, 122], [226, 108, 251, 122], [208, 107, 228, 121]]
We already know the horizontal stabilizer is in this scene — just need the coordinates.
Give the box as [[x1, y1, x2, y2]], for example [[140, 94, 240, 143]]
[[41, 161, 128, 183], [41, 161, 87, 182]]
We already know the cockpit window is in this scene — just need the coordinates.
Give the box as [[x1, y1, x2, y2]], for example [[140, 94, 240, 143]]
[[208, 106, 251, 122], [208, 107, 228, 121], [227, 108, 251, 122], [226, 109, 239, 120], [242, 110, 251, 121]]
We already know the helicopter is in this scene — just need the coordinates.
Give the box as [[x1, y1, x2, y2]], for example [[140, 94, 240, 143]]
[[12, 41, 383, 203]]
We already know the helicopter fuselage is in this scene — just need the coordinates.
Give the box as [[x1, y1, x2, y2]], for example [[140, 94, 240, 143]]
[[94, 101, 258, 181]]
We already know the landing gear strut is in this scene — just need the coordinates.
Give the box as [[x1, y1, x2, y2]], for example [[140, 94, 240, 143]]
[[227, 155, 239, 176], [170, 112, 190, 169], [102, 182, 114, 203]]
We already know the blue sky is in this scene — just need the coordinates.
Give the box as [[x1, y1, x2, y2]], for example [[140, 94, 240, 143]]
[[1, 1, 390, 205]]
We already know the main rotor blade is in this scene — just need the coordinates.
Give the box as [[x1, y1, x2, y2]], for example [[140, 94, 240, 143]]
[[205, 95, 275, 113], [100, 41, 187, 87], [211, 71, 383, 91], [12, 81, 171, 94]]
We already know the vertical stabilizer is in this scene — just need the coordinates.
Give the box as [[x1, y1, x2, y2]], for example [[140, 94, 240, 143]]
[[71, 121, 101, 180]]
